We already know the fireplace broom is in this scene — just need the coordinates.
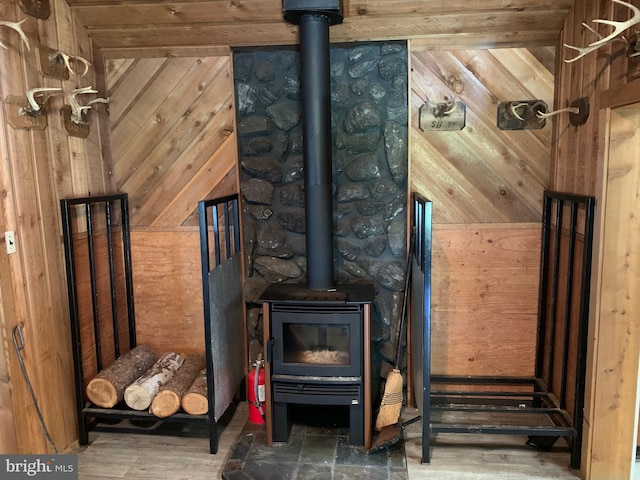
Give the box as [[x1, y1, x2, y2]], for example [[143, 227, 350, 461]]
[[375, 231, 414, 431]]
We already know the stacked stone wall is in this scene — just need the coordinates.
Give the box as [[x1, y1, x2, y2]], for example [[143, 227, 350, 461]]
[[234, 42, 408, 377]]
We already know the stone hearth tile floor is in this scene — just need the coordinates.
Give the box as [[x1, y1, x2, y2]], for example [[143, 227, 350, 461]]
[[222, 406, 408, 480]]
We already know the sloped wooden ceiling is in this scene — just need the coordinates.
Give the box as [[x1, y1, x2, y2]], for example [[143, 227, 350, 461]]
[[66, 0, 573, 56]]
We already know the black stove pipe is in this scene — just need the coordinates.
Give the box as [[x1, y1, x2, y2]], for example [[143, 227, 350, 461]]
[[299, 13, 334, 291]]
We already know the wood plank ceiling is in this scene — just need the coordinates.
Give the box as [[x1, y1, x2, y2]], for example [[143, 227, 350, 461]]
[[65, 0, 574, 57]]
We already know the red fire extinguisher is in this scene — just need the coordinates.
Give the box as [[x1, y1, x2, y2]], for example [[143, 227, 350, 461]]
[[248, 353, 265, 424]]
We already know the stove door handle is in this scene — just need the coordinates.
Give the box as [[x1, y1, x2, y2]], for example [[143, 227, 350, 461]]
[[266, 338, 274, 363]]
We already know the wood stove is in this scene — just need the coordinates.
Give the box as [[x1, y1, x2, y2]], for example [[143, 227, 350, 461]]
[[258, 0, 375, 450], [262, 282, 375, 446]]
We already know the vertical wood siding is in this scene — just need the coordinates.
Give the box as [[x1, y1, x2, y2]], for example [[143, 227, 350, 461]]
[[0, 0, 113, 454]]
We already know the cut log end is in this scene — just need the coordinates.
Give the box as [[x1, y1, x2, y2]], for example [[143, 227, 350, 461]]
[[181, 392, 208, 415], [151, 390, 181, 418], [124, 385, 153, 411], [85, 345, 158, 408], [86, 378, 118, 408], [124, 352, 184, 411]]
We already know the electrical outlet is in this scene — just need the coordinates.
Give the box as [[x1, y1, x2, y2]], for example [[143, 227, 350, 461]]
[[5, 231, 16, 254]]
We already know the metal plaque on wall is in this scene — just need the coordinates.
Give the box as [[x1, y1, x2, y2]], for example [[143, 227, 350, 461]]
[[419, 101, 466, 131]]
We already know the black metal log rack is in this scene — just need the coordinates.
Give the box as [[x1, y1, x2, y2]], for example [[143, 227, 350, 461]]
[[411, 191, 596, 470], [61, 193, 242, 454]]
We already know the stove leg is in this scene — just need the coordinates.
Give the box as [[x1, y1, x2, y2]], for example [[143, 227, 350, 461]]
[[349, 402, 364, 446], [273, 401, 291, 442]]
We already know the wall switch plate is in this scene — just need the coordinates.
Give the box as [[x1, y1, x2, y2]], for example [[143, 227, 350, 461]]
[[5, 231, 16, 254]]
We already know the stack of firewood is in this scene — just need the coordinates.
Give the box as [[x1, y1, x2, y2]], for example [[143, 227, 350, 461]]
[[86, 345, 209, 417]]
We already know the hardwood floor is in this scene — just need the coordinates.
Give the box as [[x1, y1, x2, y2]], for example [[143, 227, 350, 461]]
[[73, 403, 580, 479]]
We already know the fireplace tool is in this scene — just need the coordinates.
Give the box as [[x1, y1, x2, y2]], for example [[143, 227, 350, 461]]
[[374, 230, 415, 431], [368, 415, 421, 454]]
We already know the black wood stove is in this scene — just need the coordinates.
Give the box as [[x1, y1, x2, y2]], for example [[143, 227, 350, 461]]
[[262, 283, 374, 446]]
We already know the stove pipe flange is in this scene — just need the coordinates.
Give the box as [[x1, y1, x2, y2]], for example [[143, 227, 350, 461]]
[[283, 0, 344, 25]]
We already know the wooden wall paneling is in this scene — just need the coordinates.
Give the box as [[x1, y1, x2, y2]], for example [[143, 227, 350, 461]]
[[410, 32, 561, 52], [111, 57, 227, 190], [107, 58, 166, 128], [430, 224, 541, 376], [73, 13, 113, 195], [130, 230, 205, 355], [410, 131, 503, 224], [586, 103, 640, 480], [552, 0, 614, 196], [607, 0, 635, 89], [0, 192, 18, 454], [152, 132, 238, 227], [72, 232, 127, 385], [122, 58, 234, 225], [90, 43, 117, 192], [0, 3, 24, 453], [105, 58, 136, 91], [67, 0, 285, 27], [0, 2, 63, 454], [0, 0, 116, 454], [110, 58, 191, 159], [410, 49, 552, 224]]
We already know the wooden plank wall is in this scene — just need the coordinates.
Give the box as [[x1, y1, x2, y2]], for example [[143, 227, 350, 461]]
[[552, 0, 634, 195], [104, 55, 239, 355], [410, 47, 554, 375], [0, 0, 115, 454], [588, 104, 640, 479], [411, 48, 555, 224], [552, 0, 640, 477]]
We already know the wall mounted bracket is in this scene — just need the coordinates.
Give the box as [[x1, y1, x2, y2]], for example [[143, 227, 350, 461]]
[[419, 101, 466, 131], [61, 105, 90, 138], [568, 97, 589, 126], [627, 38, 640, 81], [37, 44, 70, 80], [497, 100, 547, 130], [19, 0, 50, 19], [4, 95, 47, 130]]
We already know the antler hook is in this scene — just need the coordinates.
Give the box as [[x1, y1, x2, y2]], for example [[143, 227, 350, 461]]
[[48, 50, 92, 77], [0, 19, 31, 52], [509, 102, 529, 121], [536, 106, 580, 120], [22, 87, 63, 115], [64, 86, 98, 123], [564, 0, 640, 63]]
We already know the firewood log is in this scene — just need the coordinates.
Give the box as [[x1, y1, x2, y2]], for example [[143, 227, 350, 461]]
[[150, 353, 205, 418], [86, 345, 158, 408], [181, 369, 209, 415], [124, 352, 184, 410]]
